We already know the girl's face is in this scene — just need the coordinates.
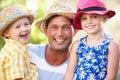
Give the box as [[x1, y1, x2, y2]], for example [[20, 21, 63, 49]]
[[80, 13, 107, 35], [4, 17, 31, 44]]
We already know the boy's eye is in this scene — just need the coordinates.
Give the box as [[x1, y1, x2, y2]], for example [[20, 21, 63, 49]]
[[25, 23, 28, 25], [15, 25, 20, 28], [24, 22, 29, 26]]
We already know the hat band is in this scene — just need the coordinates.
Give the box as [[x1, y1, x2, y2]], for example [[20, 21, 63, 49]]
[[0, 11, 24, 28], [77, 6, 107, 13]]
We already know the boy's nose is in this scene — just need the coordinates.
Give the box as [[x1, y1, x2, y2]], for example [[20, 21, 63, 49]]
[[22, 26, 29, 31]]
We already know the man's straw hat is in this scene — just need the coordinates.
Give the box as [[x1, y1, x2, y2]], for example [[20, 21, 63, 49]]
[[0, 5, 34, 37], [36, 0, 75, 33]]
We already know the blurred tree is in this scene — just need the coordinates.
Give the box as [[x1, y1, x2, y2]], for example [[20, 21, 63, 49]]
[[0, 38, 5, 50], [28, 0, 48, 44]]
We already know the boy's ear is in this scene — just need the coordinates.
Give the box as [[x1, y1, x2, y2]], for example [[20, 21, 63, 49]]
[[3, 31, 10, 38]]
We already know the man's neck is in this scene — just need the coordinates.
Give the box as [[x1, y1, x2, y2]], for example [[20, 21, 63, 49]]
[[45, 44, 69, 66]]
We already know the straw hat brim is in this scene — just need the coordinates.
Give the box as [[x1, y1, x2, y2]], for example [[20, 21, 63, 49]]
[[36, 12, 75, 33], [0, 12, 34, 37]]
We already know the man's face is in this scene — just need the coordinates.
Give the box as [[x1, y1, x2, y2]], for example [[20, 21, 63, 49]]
[[45, 16, 74, 51]]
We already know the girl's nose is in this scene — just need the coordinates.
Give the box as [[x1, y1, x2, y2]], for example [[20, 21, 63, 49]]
[[87, 18, 92, 24]]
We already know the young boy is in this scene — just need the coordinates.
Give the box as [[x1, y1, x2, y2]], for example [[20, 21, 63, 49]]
[[0, 5, 38, 80]]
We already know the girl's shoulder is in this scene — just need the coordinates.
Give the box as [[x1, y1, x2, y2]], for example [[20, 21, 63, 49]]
[[108, 38, 120, 57], [72, 39, 81, 47], [72, 36, 87, 46], [109, 39, 119, 49], [70, 40, 80, 51]]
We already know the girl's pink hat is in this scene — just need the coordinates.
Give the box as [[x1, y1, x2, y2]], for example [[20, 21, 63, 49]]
[[73, 0, 116, 30]]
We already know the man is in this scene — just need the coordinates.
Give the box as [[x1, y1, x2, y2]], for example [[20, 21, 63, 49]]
[[28, 0, 75, 80]]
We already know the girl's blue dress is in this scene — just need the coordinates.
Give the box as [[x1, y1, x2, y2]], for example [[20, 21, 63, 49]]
[[74, 34, 113, 80]]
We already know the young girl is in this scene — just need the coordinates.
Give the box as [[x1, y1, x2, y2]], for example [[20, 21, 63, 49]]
[[64, 0, 120, 80], [0, 5, 38, 80]]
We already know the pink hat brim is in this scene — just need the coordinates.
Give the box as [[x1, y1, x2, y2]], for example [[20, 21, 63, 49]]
[[73, 10, 115, 30]]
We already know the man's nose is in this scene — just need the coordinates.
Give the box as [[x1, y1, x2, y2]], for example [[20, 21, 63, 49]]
[[57, 28, 63, 36]]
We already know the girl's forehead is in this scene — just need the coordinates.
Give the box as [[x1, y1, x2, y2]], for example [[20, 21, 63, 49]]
[[81, 13, 103, 17]]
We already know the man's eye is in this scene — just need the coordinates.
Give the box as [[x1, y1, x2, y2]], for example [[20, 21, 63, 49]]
[[50, 26, 57, 30], [63, 26, 70, 30]]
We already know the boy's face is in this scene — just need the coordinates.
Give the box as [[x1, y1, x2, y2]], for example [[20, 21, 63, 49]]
[[80, 13, 107, 34], [4, 17, 31, 44], [44, 16, 74, 51]]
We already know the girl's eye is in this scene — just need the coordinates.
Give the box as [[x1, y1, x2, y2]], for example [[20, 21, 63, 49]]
[[92, 15, 98, 18], [80, 17, 87, 21]]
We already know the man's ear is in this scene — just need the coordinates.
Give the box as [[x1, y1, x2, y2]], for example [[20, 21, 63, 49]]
[[43, 27, 47, 36]]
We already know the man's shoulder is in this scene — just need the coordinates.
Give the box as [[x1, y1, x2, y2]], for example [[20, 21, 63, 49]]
[[28, 43, 46, 50], [28, 43, 47, 47], [28, 43, 47, 55], [28, 44, 47, 64]]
